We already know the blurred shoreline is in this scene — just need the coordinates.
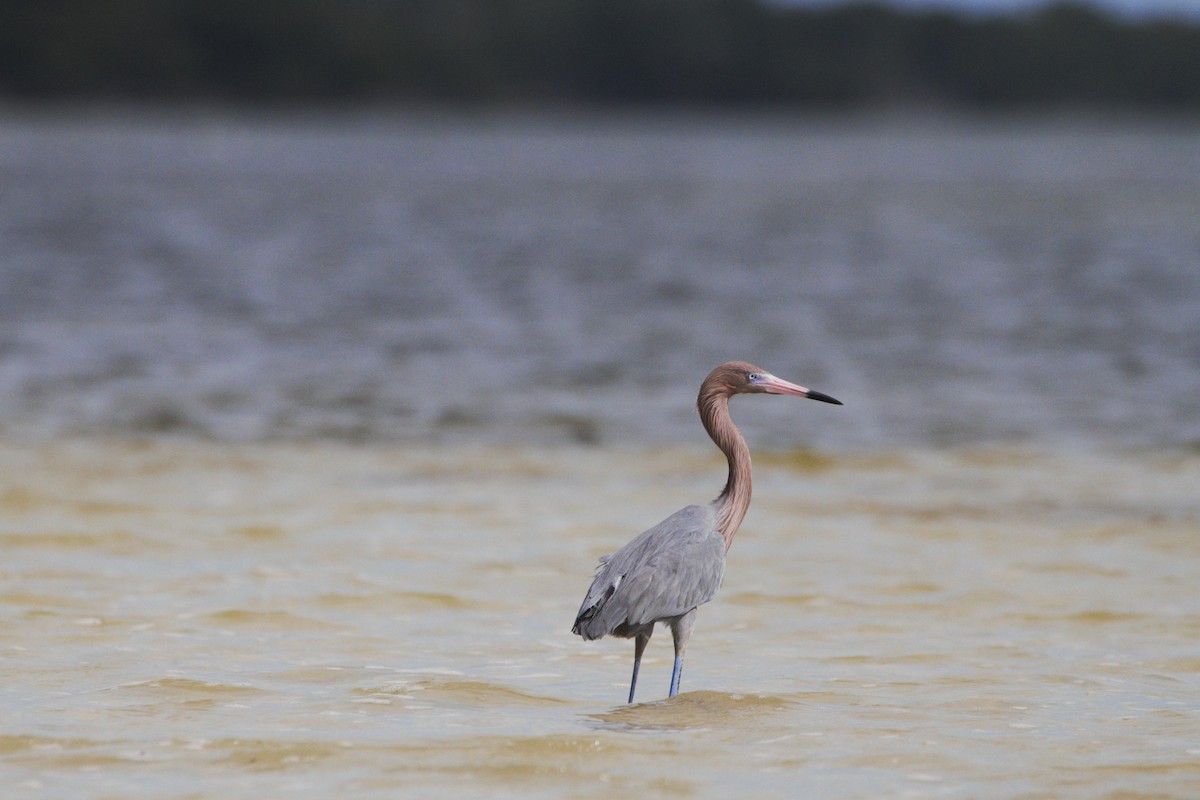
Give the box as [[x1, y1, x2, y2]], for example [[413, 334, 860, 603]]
[[3, 1, 1199, 110]]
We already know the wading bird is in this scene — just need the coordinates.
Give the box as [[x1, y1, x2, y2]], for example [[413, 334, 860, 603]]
[[571, 361, 841, 703]]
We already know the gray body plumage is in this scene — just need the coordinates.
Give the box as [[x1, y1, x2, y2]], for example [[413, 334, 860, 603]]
[[572, 503, 726, 641], [570, 361, 841, 701]]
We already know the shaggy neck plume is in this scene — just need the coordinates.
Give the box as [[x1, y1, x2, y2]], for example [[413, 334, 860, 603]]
[[697, 383, 752, 550]]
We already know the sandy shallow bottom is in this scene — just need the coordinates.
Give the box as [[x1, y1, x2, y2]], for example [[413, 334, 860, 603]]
[[2, 439, 1198, 798]]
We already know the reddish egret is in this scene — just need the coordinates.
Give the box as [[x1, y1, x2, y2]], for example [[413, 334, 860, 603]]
[[572, 361, 841, 702]]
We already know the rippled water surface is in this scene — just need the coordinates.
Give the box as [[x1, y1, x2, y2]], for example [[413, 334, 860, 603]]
[[2, 112, 1199, 797], [3, 440, 1198, 798], [1, 112, 1199, 448]]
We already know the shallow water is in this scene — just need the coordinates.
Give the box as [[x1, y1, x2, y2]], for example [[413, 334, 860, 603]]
[[3, 109, 1199, 797], [2, 439, 1198, 798]]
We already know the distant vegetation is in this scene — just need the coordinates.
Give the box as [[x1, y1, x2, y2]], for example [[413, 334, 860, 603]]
[[2, 0, 1198, 108]]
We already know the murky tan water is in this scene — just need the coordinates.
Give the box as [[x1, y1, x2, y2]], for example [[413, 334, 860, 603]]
[[2, 439, 1198, 798]]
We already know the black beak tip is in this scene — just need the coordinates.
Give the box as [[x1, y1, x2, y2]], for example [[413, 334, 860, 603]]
[[807, 390, 843, 406]]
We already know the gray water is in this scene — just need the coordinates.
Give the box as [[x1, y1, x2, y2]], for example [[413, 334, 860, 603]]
[[2, 111, 1198, 449], [3, 112, 1200, 799]]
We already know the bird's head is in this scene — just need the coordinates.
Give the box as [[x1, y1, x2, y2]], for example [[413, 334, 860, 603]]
[[705, 361, 842, 404]]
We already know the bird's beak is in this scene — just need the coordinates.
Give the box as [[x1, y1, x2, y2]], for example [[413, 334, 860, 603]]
[[758, 374, 843, 405]]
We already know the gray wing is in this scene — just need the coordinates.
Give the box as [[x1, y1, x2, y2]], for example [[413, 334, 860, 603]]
[[572, 504, 726, 641]]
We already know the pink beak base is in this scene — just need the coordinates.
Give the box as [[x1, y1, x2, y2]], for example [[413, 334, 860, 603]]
[[759, 374, 843, 405]]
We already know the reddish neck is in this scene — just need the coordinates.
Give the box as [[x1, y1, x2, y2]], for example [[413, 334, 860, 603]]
[[697, 390, 751, 550]]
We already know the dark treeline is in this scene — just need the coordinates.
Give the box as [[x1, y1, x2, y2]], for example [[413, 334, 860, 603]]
[[2, 0, 1199, 108]]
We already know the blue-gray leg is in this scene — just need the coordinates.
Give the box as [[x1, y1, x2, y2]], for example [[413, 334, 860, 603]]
[[628, 633, 650, 704], [668, 609, 698, 698], [668, 656, 684, 696]]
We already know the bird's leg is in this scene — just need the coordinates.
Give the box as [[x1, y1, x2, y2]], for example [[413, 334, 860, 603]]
[[628, 632, 650, 704], [668, 609, 697, 698]]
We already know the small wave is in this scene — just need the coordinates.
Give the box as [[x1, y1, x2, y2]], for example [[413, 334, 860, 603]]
[[0, 529, 150, 551], [0, 734, 96, 755], [726, 590, 824, 607], [1065, 609, 1147, 624], [119, 677, 263, 695], [205, 609, 335, 629], [356, 678, 566, 708], [317, 590, 481, 611], [212, 738, 345, 772], [588, 690, 793, 731], [755, 448, 839, 473]]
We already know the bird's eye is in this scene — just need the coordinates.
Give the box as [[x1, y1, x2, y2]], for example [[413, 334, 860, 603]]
[[746, 372, 760, 382]]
